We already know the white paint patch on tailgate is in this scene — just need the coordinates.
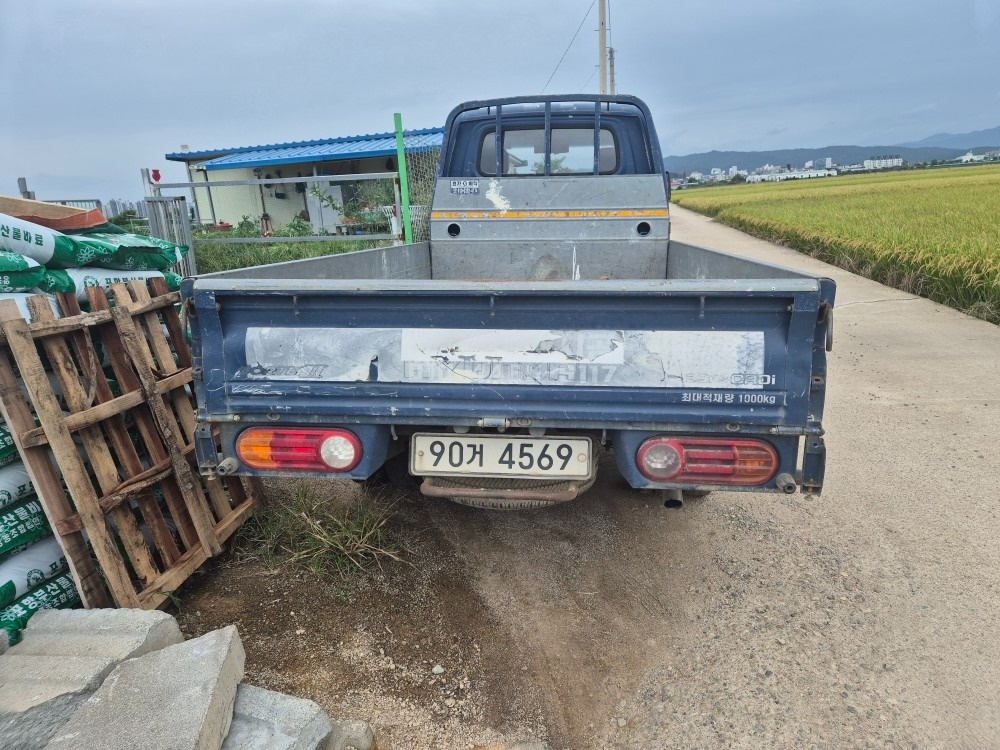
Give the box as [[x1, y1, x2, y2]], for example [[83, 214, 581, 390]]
[[241, 328, 765, 388], [244, 327, 401, 382], [484, 179, 510, 212], [401, 329, 625, 364]]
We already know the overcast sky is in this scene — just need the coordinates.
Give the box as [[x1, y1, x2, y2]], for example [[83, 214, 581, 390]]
[[1, 0, 997, 199]]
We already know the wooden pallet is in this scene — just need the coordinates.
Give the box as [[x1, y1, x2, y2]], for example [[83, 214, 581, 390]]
[[0, 279, 261, 609]]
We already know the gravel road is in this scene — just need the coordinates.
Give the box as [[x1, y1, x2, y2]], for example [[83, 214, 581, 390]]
[[424, 206, 1000, 748], [180, 206, 1000, 749]]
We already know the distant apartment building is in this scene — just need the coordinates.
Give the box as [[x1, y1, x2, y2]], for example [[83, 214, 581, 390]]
[[959, 151, 987, 163], [104, 198, 148, 219], [746, 168, 837, 183], [863, 156, 903, 170]]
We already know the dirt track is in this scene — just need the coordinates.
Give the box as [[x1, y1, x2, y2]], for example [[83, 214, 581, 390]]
[[180, 206, 1000, 749]]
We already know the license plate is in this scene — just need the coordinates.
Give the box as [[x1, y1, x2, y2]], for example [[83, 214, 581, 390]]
[[410, 434, 592, 480]]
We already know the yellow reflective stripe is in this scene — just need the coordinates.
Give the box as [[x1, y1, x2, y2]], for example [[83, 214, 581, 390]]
[[430, 209, 669, 220]]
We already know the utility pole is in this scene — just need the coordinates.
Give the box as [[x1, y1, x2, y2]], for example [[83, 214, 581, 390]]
[[608, 47, 616, 95], [598, 0, 608, 94]]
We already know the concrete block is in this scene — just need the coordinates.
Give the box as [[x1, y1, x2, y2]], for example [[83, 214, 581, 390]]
[[10, 608, 183, 660], [45, 625, 245, 750], [221, 684, 332, 750], [0, 608, 184, 750], [325, 720, 376, 750]]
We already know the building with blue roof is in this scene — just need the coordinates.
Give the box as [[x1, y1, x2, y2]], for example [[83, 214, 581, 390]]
[[164, 128, 443, 230]]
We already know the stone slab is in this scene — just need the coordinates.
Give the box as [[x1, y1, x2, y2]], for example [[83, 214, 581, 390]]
[[0, 608, 184, 750], [325, 720, 376, 750], [221, 684, 332, 750], [9, 608, 183, 660], [44, 625, 245, 750]]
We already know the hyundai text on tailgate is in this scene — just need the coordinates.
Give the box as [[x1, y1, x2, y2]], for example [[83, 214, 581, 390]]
[[183, 95, 835, 509]]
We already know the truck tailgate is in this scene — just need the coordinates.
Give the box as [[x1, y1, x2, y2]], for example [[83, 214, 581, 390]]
[[187, 278, 829, 432]]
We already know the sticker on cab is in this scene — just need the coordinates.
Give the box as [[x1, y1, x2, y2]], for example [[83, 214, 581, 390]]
[[450, 179, 479, 195]]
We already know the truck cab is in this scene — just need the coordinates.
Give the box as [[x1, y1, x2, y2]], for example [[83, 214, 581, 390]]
[[430, 95, 671, 282]]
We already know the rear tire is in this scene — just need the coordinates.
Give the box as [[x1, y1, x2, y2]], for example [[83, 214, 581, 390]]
[[448, 497, 554, 510], [440, 473, 597, 510]]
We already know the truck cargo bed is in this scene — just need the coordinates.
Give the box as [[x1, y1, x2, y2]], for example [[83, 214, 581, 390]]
[[183, 240, 833, 491]]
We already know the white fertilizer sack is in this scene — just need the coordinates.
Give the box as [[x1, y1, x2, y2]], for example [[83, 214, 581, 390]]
[[0, 535, 67, 609]]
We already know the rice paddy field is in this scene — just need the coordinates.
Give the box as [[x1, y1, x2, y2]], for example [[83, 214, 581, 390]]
[[671, 165, 1000, 324]]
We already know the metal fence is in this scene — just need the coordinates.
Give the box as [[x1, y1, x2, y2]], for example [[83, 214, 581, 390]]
[[402, 147, 439, 243], [15, 179, 104, 213], [150, 172, 401, 241], [47, 198, 104, 212], [143, 146, 440, 274], [146, 196, 197, 276]]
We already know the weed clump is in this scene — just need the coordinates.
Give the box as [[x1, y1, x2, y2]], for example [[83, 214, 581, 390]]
[[234, 484, 404, 575]]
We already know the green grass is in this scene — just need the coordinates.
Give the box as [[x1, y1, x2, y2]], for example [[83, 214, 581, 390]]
[[672, 165, 1000, 324], [194, 238, 390, 274], [233, 484, 405, 575]]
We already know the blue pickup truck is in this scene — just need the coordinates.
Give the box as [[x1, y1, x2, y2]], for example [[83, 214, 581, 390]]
[[183, 95, 835, 509]]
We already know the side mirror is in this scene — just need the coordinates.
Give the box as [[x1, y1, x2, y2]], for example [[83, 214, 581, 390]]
[[664, 170, 672, 201]]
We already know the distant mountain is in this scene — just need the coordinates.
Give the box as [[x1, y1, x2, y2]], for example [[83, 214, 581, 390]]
[[897, 125, 1000, 150], [663, 145, 969, 176]]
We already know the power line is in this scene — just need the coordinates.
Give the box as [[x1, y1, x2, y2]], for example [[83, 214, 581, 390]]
[[541, 0, 598, 94], [580, 66, 599, 91]]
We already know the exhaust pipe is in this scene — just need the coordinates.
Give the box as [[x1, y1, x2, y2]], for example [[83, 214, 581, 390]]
[[775, 473, 797, 494]]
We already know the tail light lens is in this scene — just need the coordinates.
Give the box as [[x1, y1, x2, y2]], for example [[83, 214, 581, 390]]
[[636, 437, 778, 485], [236, 428, 362, 472]]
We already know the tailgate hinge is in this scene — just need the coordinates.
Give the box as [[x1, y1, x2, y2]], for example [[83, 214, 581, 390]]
[[194, 424, 220, 476], [800, 434, 826, 495]]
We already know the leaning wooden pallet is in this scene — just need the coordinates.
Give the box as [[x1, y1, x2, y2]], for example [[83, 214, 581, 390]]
[[0, 282, 261, 609]]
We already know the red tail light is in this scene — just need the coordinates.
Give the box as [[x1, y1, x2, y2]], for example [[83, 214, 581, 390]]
[[236, 428, 362, 472], [636, 437, 779, 485]]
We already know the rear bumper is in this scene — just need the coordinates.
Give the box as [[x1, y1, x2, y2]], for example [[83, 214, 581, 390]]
[[201, 423, 823, 496]]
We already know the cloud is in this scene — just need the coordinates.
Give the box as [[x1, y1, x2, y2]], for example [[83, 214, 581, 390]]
[[2, 0, 997, 198]]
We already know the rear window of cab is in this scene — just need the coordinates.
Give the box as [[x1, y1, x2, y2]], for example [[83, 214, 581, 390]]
[[478, 127, 619, 176]]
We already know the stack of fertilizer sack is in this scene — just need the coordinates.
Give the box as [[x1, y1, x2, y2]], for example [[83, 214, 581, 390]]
[[0, 209, 184, 305], [0, 198, 189, 649], [0, 461, 78, 651]]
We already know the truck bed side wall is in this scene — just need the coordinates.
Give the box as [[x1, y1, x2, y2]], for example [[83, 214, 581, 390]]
[[196, 242, 432, 281]]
